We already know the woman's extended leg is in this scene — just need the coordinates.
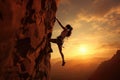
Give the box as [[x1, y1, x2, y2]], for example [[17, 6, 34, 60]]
[[57, 44, 65, 66]]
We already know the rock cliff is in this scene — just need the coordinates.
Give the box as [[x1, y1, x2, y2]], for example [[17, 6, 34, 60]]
[[89, 50, 120, 80], [0, 0, 58, 80]]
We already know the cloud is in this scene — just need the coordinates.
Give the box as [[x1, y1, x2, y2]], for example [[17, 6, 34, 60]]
[[58, 0, 120, 20], [98, 42, 120, 50], [92, 0, 120, 16]]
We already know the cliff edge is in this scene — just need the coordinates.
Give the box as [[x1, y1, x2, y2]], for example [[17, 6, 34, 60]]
[[0, 0, 58, 80]]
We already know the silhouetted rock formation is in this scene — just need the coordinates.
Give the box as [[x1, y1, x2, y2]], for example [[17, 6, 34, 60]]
[[89, 50, 120, 80], [0, 0, 58, 80]]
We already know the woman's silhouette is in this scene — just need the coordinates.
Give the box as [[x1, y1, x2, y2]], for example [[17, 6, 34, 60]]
[[50, 17, 73, 66]]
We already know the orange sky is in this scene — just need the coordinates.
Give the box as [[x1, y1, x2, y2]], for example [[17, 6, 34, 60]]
[[51, 0, 120, 60]]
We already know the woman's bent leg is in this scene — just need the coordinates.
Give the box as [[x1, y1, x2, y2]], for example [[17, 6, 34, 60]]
[[50, 39, 57, 43]]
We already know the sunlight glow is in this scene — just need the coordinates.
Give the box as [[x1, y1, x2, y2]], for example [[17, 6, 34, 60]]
[[79, 46, 88, 55], [80, 47, 87, 54], [78, 44, 94, 55], [76, 44, 98, 59]]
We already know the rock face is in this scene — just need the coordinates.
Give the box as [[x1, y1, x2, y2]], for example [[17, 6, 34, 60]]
[[0, 0, 58, 80], [89, 50, 120, 80]]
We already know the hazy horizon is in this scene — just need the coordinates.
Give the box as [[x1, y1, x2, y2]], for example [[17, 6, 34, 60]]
[[51, 55, 110, 80]]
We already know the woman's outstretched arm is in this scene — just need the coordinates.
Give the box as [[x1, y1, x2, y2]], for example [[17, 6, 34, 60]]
[[56, 17, 65, 29]]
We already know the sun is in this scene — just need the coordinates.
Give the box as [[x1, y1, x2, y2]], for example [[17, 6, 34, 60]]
[[80, 47, 87, 53], [76, 44, 96, 59], [79, 45, 88, 55]]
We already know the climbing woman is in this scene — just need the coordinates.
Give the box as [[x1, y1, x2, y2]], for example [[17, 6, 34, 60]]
[[50, 17, 73, 66]]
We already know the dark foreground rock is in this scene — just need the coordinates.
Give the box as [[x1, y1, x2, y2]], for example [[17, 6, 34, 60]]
[[0, 0, 58, 80]]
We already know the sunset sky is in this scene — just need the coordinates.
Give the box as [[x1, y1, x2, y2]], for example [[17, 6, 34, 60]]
[[51, 0, 120, 60]]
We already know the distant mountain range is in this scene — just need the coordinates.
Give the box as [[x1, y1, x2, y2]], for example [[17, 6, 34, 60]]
[[89, 50, 120, 80]]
